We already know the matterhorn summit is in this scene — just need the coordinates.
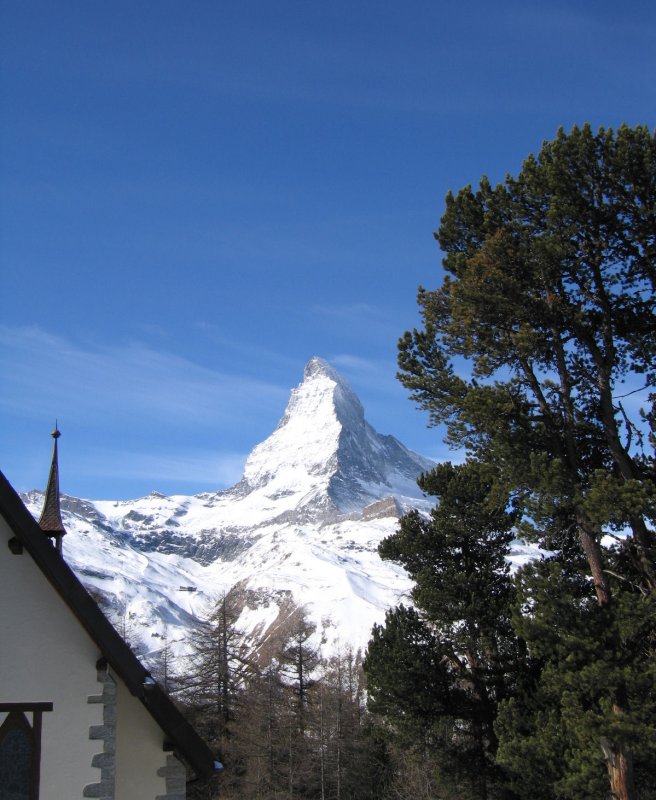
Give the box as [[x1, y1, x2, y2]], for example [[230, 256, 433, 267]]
[[22, 358, 435, 658], [239, 356, 434, 518]]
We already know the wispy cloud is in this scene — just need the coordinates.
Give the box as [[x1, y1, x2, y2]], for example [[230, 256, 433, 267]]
[[0, 325, 288, 429]]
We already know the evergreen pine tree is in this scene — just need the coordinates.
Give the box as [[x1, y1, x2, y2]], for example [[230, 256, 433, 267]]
[[365, 461, 524, 799], [395, 124, 656, 799]]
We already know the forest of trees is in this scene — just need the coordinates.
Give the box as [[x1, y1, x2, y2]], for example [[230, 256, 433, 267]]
[[162, 125, 655, 800], [156, 593, 389, 800]]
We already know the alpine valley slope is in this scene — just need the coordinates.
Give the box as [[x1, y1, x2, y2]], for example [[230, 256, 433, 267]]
[[23, 357, 442, 663]]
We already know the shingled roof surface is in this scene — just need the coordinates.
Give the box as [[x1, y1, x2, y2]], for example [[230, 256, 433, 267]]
[[0, 469, 219, 780]]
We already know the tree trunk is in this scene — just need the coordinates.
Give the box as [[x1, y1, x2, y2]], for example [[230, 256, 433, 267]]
[[577, 516, 611, 607], [601, 706, 636, 800]]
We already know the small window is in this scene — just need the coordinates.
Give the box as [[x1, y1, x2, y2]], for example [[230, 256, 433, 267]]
[[0, 704, 52, 800]]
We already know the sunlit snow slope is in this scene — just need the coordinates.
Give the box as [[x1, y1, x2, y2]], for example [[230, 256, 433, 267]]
[[23, 358, 436, 662]]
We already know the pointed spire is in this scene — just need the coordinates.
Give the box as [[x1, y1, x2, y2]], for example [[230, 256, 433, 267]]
[[38, 422, 66, 553]]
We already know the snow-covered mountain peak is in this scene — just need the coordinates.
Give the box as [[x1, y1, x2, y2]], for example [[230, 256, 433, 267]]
[[276, 355, 364, 432], [303, 355, 344, 382], [241, 358, 432, 515], [241, 359, 345, 501]]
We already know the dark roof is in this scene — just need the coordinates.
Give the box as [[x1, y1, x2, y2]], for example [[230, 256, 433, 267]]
[[0, 469, 220, 780]]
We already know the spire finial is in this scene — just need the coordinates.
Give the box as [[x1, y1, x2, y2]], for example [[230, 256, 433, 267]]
[[39, 423, 66, 553]]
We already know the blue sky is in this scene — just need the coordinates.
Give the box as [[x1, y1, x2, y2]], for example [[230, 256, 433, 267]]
[[2, 1, 655, 499]]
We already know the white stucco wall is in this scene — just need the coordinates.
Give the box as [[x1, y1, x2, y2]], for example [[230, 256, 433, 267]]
[[114, 680, 168, 800], [0, 513, 175, 799]]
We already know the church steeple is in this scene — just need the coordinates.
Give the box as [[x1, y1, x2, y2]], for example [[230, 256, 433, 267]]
[[38, 423, 66, 553]]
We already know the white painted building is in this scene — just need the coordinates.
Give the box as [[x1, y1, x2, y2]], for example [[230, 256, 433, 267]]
[[0, 431, 221, 799]]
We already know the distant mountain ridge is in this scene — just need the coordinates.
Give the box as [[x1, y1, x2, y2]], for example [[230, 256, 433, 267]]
[[22, 358, 436, 660]]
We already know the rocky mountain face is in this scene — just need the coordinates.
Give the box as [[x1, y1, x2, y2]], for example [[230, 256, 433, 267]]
[[22, 357, 436, 662]]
